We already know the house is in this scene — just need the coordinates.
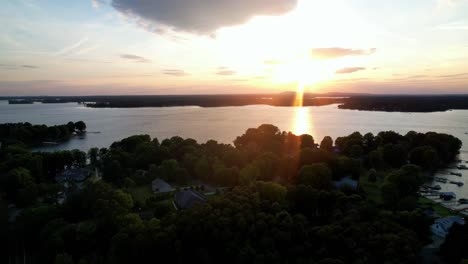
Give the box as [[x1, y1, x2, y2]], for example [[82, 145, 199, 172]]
[[174, 189, 206, 210], [152, 178, 173, 193], [55, 168, 89, 183], [431, 216, 465, 238], [333, 176, 359, 191], [439, 192, 456, 201]]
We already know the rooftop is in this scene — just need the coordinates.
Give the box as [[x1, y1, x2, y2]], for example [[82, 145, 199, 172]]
[[152, 178, 173, 193], [174, 189, 206, 210]]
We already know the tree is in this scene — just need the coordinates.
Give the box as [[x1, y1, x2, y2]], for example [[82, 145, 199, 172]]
[[367, 169, 377, 182], [74, 121, 86, 133], [381, 182, 399, 207], [382, 143, 407, 168], [368, 150, 384, 169], [55, 253, 74, 264], [349, 144, 363, 158], [300, 134, 315, 149], [66, 121, 76, 133], [239, 163, 260, 185], [387, 164, 422, 197], [194, 156, 211, 181], [320, 136, 333, 152], [88, 147, 99, 167], [409, 146, 439, 170], [102, 160, 125, 183], [257, 181, 287, 202], [297, 163, 332, 189]]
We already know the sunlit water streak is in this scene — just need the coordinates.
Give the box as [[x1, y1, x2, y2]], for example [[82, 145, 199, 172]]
[[292, 82, 313, 135]]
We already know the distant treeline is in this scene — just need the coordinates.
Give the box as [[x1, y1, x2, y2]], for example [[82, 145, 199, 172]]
[[338, 95, 468, 112], [0, 121, 86, 146], [3, 94, 468, 112]]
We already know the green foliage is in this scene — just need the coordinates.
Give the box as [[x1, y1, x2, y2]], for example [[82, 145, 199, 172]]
[[0, 121, 83, 146], [1, 123, 463, 263], [194, 156, 212, 181], [256, 181, 287, 202], [320, 136, 333, 152], [386, 164, 423, 198], [55, 253, 74, 264], [297, 163, 332, 189], [74, 121, 86, 133]]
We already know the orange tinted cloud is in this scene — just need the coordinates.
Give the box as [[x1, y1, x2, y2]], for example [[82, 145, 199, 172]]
[[311, 48, 376, 60]]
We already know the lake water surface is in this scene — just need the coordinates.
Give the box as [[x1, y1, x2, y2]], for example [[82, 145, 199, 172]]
[[2, 100, 468, 198]]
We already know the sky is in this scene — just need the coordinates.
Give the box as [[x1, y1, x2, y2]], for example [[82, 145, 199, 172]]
[[1, 0, 468, 95]]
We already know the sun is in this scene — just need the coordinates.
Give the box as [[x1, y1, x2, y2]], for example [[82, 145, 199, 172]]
[[270, 52, 335, 88]]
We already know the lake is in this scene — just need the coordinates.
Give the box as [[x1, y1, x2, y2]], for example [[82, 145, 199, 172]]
[[2, 100, 468, 198]]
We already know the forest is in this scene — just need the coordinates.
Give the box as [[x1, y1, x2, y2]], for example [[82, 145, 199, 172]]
[[0, 123, 466, 263], [0, 121, 87, 146]]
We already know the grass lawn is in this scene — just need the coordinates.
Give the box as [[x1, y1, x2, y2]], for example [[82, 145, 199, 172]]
[[359, 170, 386, 204], [418, 197, 455, 217], [129, 185, 153, 205]]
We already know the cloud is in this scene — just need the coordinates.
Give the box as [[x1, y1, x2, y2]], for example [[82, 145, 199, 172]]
[[110, 0, 297, 34], [437, 72, 468, 78], [0, 64, 17, 70], [311, 48, 376, 60], [120, 54, 151, 63], [162, 69, 189, 76], [55, 37, 89, 56], [335, 67, 366, 74], [21, 65, 39, 69], [0, 64, 39, 70], [91, 0, 100, 8], [436, 20, 468, 30], [216, 70, 236, 76]]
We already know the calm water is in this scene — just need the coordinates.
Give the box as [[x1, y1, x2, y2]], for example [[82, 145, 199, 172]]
[[1, 100, 468, 198]]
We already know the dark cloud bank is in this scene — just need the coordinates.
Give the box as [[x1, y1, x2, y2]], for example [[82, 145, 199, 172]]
[[111, 0, 297, 33]]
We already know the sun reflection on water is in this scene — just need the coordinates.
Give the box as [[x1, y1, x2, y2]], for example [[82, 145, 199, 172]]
[[293, 107, 311, 135], [292, 82, 312, 135]]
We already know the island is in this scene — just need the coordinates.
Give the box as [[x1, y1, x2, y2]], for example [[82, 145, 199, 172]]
[[4, 94, 468, 112]]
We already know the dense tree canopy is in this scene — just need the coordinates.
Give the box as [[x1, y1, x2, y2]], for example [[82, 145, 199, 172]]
[[0, 121, 87, 146], [0, 123, 462, 263]]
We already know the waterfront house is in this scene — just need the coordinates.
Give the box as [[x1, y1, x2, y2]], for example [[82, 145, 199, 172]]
[[333, 176, 359, 191], [174, 189, 207, 210], [151, 178, 173, 193], [431, 216, 465, 238], [55, 168, 89, 183]]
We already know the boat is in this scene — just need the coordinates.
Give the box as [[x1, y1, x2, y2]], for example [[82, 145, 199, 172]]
[[450, 172, 462, 176], [459, 198, 468, 204], [457, 165, 468, 170], [440, 192, 456, 200], [450, 181, 464, 187], [435, 178, 448, 183], [431, 185, 442, 190]]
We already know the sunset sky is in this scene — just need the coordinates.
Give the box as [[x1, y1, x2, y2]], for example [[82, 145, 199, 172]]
[[1, 0, 468, 95]]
